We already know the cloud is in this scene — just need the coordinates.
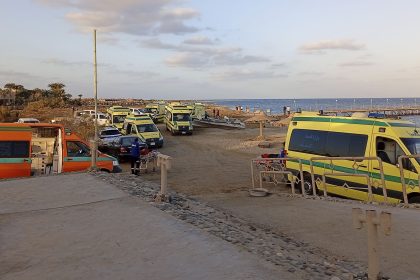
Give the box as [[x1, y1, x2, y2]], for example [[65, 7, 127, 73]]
[[164, 51, 270, 68], [183, 36, 217, 45], [143, 38, 270, 68], [43, 58, 114, 68], [297, 71, 324, 76], [270, 63, 286, 68], [141, 38, 177, 50], [0, 70, 40, 79], [108, 69, 158, 78], [213, 54, 269, 66], [338, 62, 374, 67], [37, 0, 201, 36], [43, 58, 91, 67], [165, 53, 209, 68], [213, 70, 286, 81], [299, 39, 365, 54]]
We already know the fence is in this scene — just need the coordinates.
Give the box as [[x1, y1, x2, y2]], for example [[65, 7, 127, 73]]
[[309, 156, 388, 203], [250, 157, 304, 194]]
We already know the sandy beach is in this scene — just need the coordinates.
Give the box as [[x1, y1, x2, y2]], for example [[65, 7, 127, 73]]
[[130, 124, 287, 195]]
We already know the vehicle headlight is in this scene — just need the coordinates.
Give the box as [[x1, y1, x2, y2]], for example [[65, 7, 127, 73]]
[[112, 160, 119, 166]]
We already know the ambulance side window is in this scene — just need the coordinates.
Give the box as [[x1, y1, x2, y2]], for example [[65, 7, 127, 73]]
[[67, 141, 90, 157], [376, 137, 414, 171], [0, 141, 30, 158]]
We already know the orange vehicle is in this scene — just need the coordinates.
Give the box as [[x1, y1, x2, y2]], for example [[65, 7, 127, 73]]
[[0, 123, 121, 179]]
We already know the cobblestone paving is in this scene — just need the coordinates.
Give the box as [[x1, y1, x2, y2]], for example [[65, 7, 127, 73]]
[[93, 172, 391, 280]]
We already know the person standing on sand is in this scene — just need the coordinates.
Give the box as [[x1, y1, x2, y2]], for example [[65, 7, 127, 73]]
[[213, 108, 216, 118], [130, 138, 141, 175]]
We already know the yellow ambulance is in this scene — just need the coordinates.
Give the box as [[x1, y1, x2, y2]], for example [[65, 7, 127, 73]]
[[144, 102, 166, 123], [164, 103, 193, 135], [121, 114, 164, 148], [285, 111, 420, 203], [106, 106, 131, 131]]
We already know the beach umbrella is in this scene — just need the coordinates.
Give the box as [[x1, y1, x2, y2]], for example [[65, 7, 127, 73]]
[[245, 113, 271, 139]]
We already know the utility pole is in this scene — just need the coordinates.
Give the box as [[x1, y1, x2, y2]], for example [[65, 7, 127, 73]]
[[91, 29, 98, 169]]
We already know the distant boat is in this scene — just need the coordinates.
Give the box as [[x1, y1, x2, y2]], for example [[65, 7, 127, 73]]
[[193, 117, 245, 129]]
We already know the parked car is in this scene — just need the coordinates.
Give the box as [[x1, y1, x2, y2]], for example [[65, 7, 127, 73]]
[[17, 118, 40, 123], [82, 110, 96, 116], [129, 108, 144, 115], [99, 127, 122, 146], [99, 135, 147, 162], [96, 113, 108, 126]]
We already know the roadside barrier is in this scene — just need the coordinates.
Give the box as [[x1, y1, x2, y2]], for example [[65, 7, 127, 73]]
[[352, 208, 392, 280], [309, 156, 388, 203], [398, 154, 420, 205], [251, 157, 304, 194]]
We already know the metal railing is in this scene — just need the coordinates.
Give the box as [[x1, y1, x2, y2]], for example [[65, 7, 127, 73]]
[[251, 157, 305, 194], [309, 156, 388, 203], [398, 154, 420, 205], [322, 172, 373, 202]]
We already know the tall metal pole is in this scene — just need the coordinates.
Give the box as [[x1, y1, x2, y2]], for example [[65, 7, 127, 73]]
[[91, 29, 98, 169]]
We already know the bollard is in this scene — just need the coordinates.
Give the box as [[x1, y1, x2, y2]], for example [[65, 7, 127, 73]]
[[154, 154, 172, 202], [352, 208, 392, 280]]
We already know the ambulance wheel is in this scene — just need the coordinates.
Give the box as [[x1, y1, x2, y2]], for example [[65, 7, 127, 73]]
[[408, 195, 420, 204], [302, 174, 315, 195]]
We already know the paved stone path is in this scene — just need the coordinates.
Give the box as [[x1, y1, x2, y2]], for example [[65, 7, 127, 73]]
[[97, 172, 375, 280]]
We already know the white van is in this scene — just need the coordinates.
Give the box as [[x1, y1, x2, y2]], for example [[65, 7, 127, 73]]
[[96, 113, 108, 125], [17, 118, 40, 123]]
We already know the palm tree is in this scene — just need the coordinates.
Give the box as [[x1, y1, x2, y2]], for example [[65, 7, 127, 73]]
[[48, 83, 65, 96]]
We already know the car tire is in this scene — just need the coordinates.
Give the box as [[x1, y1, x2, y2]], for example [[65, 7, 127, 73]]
[[408, 195, 420, 204], [302, 174, 316, 195]]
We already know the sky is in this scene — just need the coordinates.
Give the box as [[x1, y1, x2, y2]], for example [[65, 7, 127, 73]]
[[0, 0, 420, 100]]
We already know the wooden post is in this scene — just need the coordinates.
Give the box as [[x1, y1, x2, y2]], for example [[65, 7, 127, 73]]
[[155, 154, 172, 202], [352, 208, 392, 280]]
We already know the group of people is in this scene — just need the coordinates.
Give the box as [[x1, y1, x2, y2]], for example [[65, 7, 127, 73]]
[[212, 108, 220, 118]]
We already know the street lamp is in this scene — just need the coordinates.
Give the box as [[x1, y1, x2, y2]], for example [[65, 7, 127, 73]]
[[335, 99, 338, 110]]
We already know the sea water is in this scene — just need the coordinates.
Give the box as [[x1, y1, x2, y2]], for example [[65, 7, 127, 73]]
[[207, 98, 420, 124]]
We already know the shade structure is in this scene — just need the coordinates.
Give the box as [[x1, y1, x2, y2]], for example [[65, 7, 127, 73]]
[[245, 113, 271, 140]]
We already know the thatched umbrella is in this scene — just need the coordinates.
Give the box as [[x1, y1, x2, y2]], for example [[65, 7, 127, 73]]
[[245, 113, 271, 139], [272, 114, 293, 127]]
